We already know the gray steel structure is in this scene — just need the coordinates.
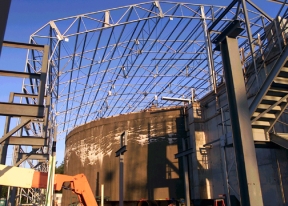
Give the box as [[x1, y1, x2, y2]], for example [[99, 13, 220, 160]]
[[0, 41, 51, 205], [26, 0, 277, 140], [215, 20, 263, 205], [0, 0, 11, 56], [1, 0, 288, 205]]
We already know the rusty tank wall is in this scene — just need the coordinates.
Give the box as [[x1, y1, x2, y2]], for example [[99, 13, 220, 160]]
[[63, 106, 186, 205]]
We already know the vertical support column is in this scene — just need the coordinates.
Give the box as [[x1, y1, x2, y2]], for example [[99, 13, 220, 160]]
[[104, 11, 110, 28], [241, 0, 259, 89], [201, 6, 216, 92], [115, 131, 127, 206], [219, 108, 231, 206], [0, 92, 14, 164], [187, 103, 204, 199], [43, 96, 51, 145], [220, 136, 231, 206], [10, 144, 20, 206], [101, 184, 104, 206], [219, 36, 263, 206], [41, 43, 51, 206], [181, 138, 191, 206], [187, 104, 198, 199], [119, 154, 124, 206], [38, 45, 49, 106], [0, 0, 11, 56], [46, 122, 56, 206]]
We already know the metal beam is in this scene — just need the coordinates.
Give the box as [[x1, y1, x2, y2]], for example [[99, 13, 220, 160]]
[[0, 70, 41, 79], [18, 153, 49, 160], [6, 136, 46, 146], [2, 41, 45, 50], [0, 119, 32, 144], [219, 34, 263, 205], [179, 138, 191, 206], [241, 0, 260, 90], [174, 148, 194, 159], [0, 92, 13, 165], [246, 0, 272, 21], [49, 21, 64, 40], [208, 0, 238, 32], [268, 0, 288, 4], [115, 146, 127, 157], [203, 138, 220, 147], [0, 0, 11, 56], [162, 97, 191, 102], [212, 20, 244, 50], [13, 93, 42, 98], [116, 131, 127, 206], [201, 6, 215, 91], [270, 133, 288, 149], [38, 45, 49, 105], [0, 102, 44, 117]]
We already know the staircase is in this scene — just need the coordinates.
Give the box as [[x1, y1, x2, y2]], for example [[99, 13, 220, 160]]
[[249, 43, 288, 147]]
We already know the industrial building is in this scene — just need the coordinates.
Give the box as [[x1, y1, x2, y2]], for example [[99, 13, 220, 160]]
[[0, 0, 288, 206]]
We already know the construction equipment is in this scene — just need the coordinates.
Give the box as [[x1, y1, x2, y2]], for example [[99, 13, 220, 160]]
[[0, 164, 98, 206]]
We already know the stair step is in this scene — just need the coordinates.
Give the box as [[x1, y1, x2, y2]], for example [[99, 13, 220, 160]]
[[249, 47, 288, 116], [256, 104, 281, 111], [266, 90, 288, 97], [252, 121, 270, 126], [280, 67, 288, 72], [274, 77, 288, 84], [262, 95, 287, 102], [252, 112, 276, 119], [252, 121, 271, 126]]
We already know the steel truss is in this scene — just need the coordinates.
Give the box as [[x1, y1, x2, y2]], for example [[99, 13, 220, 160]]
[[26, 1, 274, 139]]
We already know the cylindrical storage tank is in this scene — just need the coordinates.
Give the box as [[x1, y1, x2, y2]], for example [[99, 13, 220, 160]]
[[63, 106, 186, 205]]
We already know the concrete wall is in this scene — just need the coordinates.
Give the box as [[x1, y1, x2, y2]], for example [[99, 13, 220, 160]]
[[63, 107, 186, 205], [188, 84, 288, 205], [63, 84, 288, 206]]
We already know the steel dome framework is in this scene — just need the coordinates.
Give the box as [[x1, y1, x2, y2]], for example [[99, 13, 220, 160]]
[[24, 0, 273, 138], [1, 0, 288, 205]]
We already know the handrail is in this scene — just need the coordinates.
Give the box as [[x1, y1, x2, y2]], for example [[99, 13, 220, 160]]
[[244, 1, 288, 98]]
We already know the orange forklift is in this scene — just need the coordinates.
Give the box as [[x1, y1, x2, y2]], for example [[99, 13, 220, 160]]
[[0, 164, 97, 206]]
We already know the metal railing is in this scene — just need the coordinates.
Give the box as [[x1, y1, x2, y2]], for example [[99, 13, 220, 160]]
[[244, 1, 288, 98]]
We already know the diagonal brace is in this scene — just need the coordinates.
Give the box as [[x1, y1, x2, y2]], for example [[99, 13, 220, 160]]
[[0, 118, 32, 144], [15, 149, 34, 167], [267, 100, 288, 132]]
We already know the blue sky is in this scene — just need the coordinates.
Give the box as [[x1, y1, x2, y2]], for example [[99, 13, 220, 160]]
[[4, 0, 279, 43], [1, 0, 280, 165]]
